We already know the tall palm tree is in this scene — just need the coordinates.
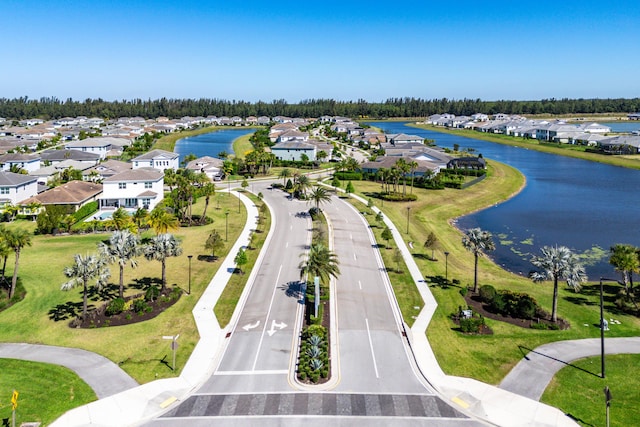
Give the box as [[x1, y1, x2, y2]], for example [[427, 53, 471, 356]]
[[144, 233, 183, 291], [199, 182, 216, 225], [395, 158, 410, 196], [5, 228, 32, 299], [462, 227, 495, 293], [108, 207, 132, 231], [530, 245, 587, 322], [98, 230, 141, 299], [132, 208, 149, 233], [279, 168, 291, 185], [61, 253, 110, 319], [308, 186, 332, 211], [299, 243, 340, 286], [609, 243, 639, 292], [294, 174, 311, 198], [408, 160, 419, 194], [147, 206, 179, 235]]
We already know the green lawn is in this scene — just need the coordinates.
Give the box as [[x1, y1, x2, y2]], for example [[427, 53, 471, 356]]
[[541, 354, 640, 427], [0, 191, 246, 384], [0, 359, 96, 425]]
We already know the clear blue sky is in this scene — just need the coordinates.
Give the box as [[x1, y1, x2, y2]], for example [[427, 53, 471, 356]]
[[2, 0, 639, 103]]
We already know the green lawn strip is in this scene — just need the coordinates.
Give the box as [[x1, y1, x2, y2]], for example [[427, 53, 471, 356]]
[[0, 358, 96, 425], [346, 161, 640, 386], [231, 133, 255, 160], [344, 196, 423, 327], [214, 193, 271, 327], [408, 123, 640, 170], [541, 354, 639, 427], [0, 191, 245, 384]]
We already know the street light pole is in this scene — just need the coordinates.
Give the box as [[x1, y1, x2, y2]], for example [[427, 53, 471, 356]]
[[406, 206, 410, 234], [600, 277, 606, 378], [444, 251, 450, 283], [225, 211, 229, 242], [187, 255, 193, 295]]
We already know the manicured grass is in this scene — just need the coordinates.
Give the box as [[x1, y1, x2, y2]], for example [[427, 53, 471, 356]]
[[0, 191, 246, 384], [541, 354, 640, 427], [214, 193, 271, 327], [232, 133, 255, 160], [346, 161, 640, 385], [0, 358, 96, 425], [409, 123, 640, 170]]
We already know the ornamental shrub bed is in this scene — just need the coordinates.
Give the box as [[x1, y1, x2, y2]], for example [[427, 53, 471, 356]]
[[297, 325, 329, 383]]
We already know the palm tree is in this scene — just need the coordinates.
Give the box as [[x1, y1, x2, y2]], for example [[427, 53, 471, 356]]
[[144, 233, 183, 291], [462, 227, 495, 293], [4, 228, 32, 299], [147, 206, 179, 235], [530, 245, 587, 323], [395, 158, 410, 196], [108, 207, 132, 231], [408, 160, 418, 194], [299, 243, 340, 286], [98, 230, 141, 299], [132, 208, 149, 232], [308, 186, 331, 211], [294, 174, 311, 198], [61, 253, 110, 319], [609, 243, 639, 293], [279, 168, 291, 185], [199, 182, 216, 225]]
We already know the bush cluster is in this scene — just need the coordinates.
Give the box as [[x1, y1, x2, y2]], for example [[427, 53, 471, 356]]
[[380, 193, 418, 202], [105, 297, 125, 316], [334, 171, 363, 181], [297, 325, 329, 383], [479, 285, 541, 320]]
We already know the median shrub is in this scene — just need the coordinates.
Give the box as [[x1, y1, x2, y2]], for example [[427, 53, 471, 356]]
[[105, 298, 125, 316]]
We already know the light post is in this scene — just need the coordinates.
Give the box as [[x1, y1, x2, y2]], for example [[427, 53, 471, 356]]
[[225, 211, 229, 242], [187, 255, 193, 295], [444, 251, 450, 283], [406, 206, 410, 234]]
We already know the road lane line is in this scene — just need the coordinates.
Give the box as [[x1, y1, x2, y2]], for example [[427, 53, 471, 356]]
[[215, 370, 288, 376], [358, 280, 362, 290], [365, 318, 380, 378], [353, 253, 357, 261], [252, 264, 283, 371]]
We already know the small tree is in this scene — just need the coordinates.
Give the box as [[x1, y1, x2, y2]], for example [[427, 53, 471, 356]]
[[381, 227, 393, 249], [241, 179, 249, 190], [234, 248, 247, 274], [393, 248, 403, 273], [205, 230, 224, 258], [345, 181, 354, 195], [424, 232, 439, 260], [375, 211, 384, 228], [331, 175, 340, 188]]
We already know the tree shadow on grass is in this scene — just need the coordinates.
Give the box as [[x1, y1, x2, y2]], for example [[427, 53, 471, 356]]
[[198, 254, 219, 262], [48, 301, 85, 321], [518, 345, 601, 378], [130, 277, 162, 291], [85, 283, 121, 301]]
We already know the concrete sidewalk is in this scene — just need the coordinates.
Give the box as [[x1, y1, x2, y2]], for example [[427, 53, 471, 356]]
[[50, 190, 262, 427], [0, 343, 139, 399], [499, 337, 640, 401]]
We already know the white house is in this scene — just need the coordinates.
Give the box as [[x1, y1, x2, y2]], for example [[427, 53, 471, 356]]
[[99, 167, 164, 211], [131, 149, 180, 172], [271, 141, 317, 162], [184, 156, 224, 181], [0, 171, 38, 209], [0, 153, 41, 173], [65, 137, 131, 160]]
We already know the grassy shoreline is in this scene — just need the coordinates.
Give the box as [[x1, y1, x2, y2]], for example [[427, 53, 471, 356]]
[[408, 122, 640, 170]]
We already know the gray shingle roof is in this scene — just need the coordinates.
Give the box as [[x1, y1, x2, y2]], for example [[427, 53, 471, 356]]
[[0, 171, 38, 186]]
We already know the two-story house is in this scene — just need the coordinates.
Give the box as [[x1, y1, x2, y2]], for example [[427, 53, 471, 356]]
[[99, 167, 164, 211], [0, 171, 38, 210], [131, 149, 179, 172]]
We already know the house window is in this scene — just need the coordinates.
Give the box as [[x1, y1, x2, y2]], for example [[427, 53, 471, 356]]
[[145, 182, 152, 189], [119, 183, 127, 189], [134, 162, 138, 167], [0, 187, 9, 195]]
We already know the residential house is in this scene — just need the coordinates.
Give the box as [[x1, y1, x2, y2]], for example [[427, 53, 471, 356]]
[[359, 156, 441, 177], [100, 167, 164, 211], [20, 180, 103, 213], [0, 153, 41, 173], [276, 130, 309, 143], [184, 156, 224, 181], [386, 133, 425, 144], [82, 159, 132, 182], [131, 149, 179, 172], [271, 141, 317, 162], [0, 171, 38, 209], [41, 149, 100, 166], [65, 137, 131, 160], [447, 157, 487, 170]]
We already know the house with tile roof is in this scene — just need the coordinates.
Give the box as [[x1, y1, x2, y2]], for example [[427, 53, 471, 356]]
[[20, 181, 103, 213], [271, 141, 317, 162], [0, 171, 38, 209], [41, 149, 101, 166], [65, 137, 131, 159], [82, 159, 132, 182], [99, 167, 164, 211], [131, 149, 179, 172]]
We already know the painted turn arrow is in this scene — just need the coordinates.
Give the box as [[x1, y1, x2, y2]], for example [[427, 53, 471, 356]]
[[242, 320, 260, 331], [267, 320, 287, 336]]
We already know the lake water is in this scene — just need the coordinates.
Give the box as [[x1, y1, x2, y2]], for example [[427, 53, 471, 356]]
[[173, 128, 255, 164], [367, 121, 640, 280], [603, 122, 640, 133]]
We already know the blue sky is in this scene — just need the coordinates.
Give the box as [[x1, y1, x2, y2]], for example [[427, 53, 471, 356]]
[[2, 0, 639, 102]]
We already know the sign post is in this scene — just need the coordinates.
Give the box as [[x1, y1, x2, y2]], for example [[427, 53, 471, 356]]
[[314, 276, 320, 319], [162, 334, 180, 371], [604, 386, 612, 427], [11, 390, 18, 427]]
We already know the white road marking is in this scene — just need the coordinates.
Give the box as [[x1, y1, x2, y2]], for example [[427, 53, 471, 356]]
[[267, 320, 287, 336], [353, 253, 357, 260], [214, 370, 289, 376], [252, 264, 282, 371], [365, 318, 380, 378], [358, 280, 362, 290], [350, 233, 353, 240], [285, 242, 289, 248], [242, 320, 260, 331]]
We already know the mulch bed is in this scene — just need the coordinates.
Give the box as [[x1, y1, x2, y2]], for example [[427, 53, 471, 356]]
[[463, 292, 570, 330], [69, 289, 182, 328]]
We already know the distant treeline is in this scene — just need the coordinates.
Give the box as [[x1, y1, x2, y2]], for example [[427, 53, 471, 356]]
[[1, 96, 639, 120]]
